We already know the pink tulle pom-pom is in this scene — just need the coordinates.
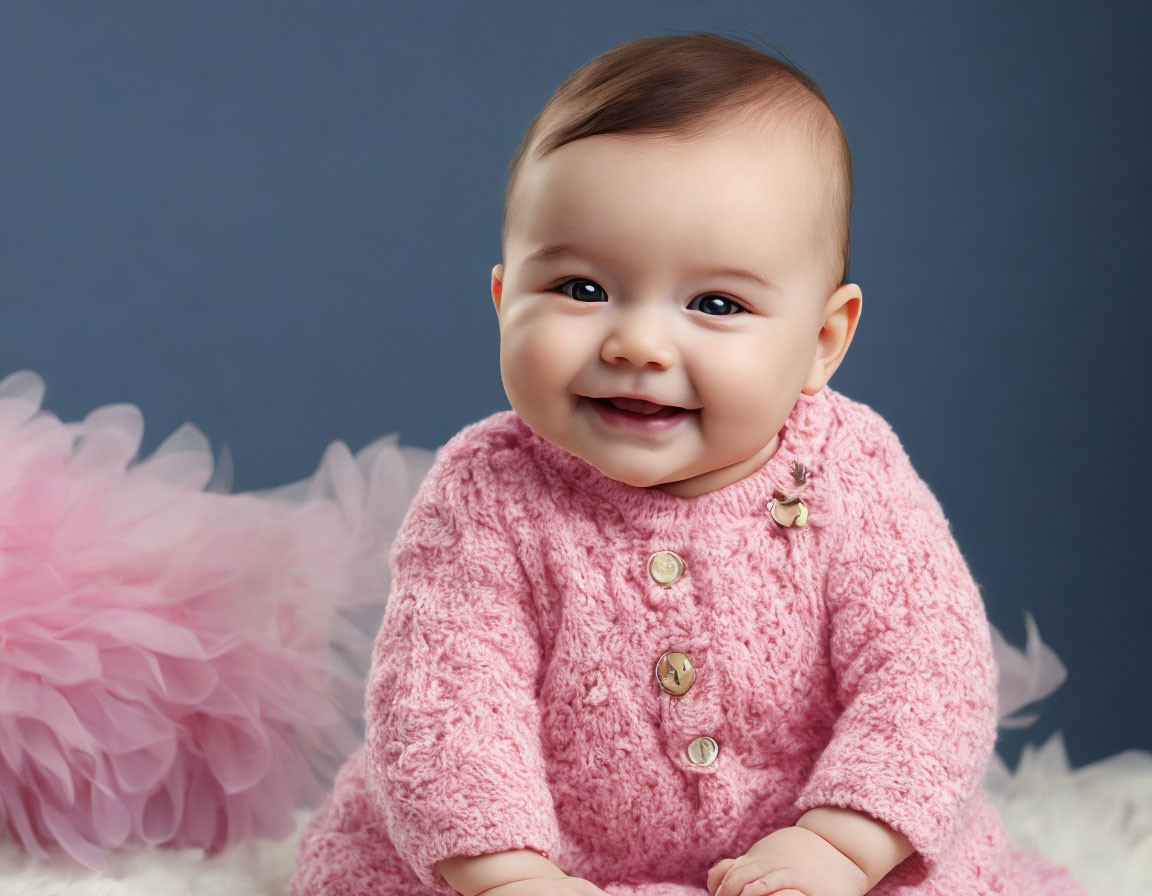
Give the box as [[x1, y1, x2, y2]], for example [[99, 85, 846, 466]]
[[0, 370, 433, 869]]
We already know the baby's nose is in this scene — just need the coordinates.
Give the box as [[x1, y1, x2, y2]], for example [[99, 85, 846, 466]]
[[600, 308, 676, 370]]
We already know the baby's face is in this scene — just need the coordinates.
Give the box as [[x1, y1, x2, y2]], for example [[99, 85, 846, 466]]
[[492, 126, 854, 496]]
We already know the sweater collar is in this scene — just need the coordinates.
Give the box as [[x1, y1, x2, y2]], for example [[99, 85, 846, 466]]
[[506, 389, 833, 533]]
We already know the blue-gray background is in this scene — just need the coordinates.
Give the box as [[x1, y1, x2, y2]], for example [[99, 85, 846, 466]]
[[2, 1, 1148, 768]]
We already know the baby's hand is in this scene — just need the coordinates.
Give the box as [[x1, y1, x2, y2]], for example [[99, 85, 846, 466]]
[[479, 875, 613, 896], [705, 826, 868, 896]]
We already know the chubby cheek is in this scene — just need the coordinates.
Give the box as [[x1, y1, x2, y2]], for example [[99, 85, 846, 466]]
[[693, 355, 785, 440], [500, 320, 581, 412]]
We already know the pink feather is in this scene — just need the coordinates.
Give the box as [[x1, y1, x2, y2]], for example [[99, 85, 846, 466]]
[[0, 370, 433, 868]]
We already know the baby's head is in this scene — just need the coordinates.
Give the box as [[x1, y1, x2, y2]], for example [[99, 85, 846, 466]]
[[490, 33, 862, 497]]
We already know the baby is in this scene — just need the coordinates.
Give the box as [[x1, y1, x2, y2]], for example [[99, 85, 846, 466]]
[[291, 32, 1086, 896]]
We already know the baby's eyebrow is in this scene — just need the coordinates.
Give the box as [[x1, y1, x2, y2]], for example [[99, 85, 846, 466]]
[[521, 243, 783, 294], [521, 243, 599, 272], [696, 264, 783, 294]]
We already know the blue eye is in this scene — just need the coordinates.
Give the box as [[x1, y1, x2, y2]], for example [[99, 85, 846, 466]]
[[689, 294, 746, 315], [555, 278, 608, 302]]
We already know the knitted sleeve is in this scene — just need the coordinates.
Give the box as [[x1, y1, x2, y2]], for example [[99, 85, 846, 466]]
[[362, 433, 560, 896], [793, 417, 998, 864]]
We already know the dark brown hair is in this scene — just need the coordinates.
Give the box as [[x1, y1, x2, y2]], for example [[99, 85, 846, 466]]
[[501, 31, 854, 294]]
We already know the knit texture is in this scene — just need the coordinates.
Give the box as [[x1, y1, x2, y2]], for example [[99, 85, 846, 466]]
[[290, 387, 1086, 896]]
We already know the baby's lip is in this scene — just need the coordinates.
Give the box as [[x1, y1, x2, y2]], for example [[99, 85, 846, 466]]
[[587, 394, 697, 414]]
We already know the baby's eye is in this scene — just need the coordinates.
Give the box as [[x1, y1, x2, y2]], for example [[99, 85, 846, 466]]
[[688, 294, 747, 316], [554, 278, 608, 302]]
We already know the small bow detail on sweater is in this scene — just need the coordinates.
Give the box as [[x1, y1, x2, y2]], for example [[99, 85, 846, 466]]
[[768, 460, 812, 528]]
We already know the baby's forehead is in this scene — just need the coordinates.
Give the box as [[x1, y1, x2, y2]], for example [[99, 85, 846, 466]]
[[510, 121, 842, 286], [524, 124, 834, 226]]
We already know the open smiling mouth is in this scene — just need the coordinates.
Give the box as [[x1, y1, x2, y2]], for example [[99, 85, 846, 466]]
[[594, 396, 686, 416], [587, 397, 696, 426]]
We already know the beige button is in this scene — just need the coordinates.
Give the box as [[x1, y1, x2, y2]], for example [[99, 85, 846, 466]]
[[647, 551, 685, 586], [769, 497, 808, 528], [654, 651, 696, 696], [686, 736, 719, 767]]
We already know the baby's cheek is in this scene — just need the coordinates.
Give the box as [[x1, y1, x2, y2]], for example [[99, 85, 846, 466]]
[[506, 323, 568, 388]]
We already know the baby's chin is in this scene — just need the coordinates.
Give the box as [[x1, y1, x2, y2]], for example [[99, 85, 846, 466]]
[[604, 470, 672, 490], [583, 455, 687, 491]]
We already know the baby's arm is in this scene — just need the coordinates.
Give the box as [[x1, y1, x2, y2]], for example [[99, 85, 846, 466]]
[[707, 807, 913, 896], [795, 807, 913, 889], [755, 420, 994, 895], [712, 421, 995, 896], [363, 432, 567, 896], [436, 850, 611, 896]]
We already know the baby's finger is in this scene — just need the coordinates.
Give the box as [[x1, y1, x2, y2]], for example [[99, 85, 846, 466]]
[[735, 879, 780, 896], [730, 869, 803, 896], [715, 861, 773, 896], [706, 858, 736, 894]]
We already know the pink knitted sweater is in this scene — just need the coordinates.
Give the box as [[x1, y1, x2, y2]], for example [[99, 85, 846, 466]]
[[291, 387, 1085, 896]]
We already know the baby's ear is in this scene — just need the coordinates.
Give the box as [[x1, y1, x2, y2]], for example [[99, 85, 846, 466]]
[[491, 263, 504, 314], [802, 282, 862, 395]]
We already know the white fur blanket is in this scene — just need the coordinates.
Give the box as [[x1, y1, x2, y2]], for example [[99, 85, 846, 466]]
[[1, 732, 1149, 896]]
